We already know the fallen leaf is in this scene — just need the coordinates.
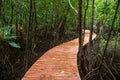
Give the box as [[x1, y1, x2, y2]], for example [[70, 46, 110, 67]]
[[60, 71, 65, 74], [67, 72, 73, 77]]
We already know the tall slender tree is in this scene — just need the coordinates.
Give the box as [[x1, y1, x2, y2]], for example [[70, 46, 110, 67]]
[[77, 0, 86, 79], [0, 0, 2, 17], [87, 0, 94, 71], [10, 0, 13, 26], [83, 0, 89, 43]]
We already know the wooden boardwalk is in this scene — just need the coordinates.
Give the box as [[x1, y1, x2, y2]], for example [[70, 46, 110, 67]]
[[22, 30, 96, 80]]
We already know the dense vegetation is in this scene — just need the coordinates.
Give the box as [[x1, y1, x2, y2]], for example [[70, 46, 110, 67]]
[[0, 0, 120, 80], [77, 0, 120, 80], [0, 0, 78, 80]]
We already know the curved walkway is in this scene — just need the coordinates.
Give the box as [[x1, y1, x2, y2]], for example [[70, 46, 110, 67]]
[[22, 30, 96, 80]]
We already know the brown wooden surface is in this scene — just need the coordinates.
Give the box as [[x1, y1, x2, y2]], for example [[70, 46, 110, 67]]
[[22, 30, 96, 80]]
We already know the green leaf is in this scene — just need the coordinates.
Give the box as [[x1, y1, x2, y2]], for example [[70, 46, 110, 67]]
[[4, 35, 16, 40], [8, 42, 21, 48], [3, 26, 11, 35]]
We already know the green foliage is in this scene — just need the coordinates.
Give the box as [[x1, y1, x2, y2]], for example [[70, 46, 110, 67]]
[[0, 26, 20, 48], [0, 0, 120, 80], [95, 0, 120, 28], [8, 42, 20, 48]]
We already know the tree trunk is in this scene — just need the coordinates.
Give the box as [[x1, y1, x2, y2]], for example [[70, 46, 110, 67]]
[[87, 0, 94, 71], [83, 0, 89, 41], [10, 0, 13, 26], [77, 0, 86, 79], [0, 0, 2, 17]]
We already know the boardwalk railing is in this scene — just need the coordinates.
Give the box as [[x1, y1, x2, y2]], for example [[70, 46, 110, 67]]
[[22, 30, 96, 80]]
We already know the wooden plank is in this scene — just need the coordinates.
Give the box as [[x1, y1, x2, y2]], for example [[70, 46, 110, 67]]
[[22, 30, 96, 80]]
